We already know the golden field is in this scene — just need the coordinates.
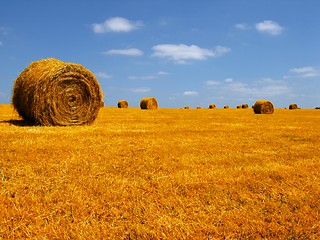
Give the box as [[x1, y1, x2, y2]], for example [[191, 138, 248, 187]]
[[0, 104, 320, 239]]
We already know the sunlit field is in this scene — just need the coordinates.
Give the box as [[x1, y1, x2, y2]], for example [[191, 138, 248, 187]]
[[1, 104, 319, 239]]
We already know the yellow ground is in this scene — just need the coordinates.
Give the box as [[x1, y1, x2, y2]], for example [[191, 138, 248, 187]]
[[1, 104, 319, 239]]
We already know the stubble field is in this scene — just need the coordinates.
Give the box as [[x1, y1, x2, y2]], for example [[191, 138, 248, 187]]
[[0, 104, 320, 239]]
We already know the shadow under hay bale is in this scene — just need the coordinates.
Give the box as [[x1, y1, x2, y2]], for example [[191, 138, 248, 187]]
[[289, 103, 298, 110], [253, 100, 274, 114], [208, 104, 216, 109], [118, 100, 128, 108], [12, 58, 103, 126], [140, 97, 158, 110]]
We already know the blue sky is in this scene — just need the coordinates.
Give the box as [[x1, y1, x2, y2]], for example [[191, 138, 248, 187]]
[[1, 0, 320, 108]]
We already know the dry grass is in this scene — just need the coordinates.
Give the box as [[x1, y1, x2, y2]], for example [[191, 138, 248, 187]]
[[1, 104, 320, 239]]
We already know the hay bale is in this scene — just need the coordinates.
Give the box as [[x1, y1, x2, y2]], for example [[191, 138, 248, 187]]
[[12, 58, 103, 126], [196, 106, 201, 109], [253, 100, 274, 114], [208, 104, 216, 109], [224, 105, 229, 109], [184, 106, 190, 109], [117, 100, 128, 108], [140, 97, 158, 110], [236, 105, 242, 109], [242, 104, 249, 109], [289, 103, 298, 110]]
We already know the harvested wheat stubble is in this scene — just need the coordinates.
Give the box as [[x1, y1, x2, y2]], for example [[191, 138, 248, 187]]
[[140, 97, 158, 110], [253, 100, 274, 114], [209, 104, 216, 109], [12, 58, 103, 126], [289, 103, 298, 109], [118, 100, 128, 108]]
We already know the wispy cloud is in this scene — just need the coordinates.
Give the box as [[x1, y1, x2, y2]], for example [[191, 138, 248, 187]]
[[128, 71, 169, 80], [94, 72, 112, 79], [183, 91, 199, 96], [234, 23, 251, 30], [152, 44, 230, 64], [289, 66, 320, 78], [103, 48, 143, 56], [255, 20, 284, 35], [128, 87, 151, 93], [205, 80, 220, 86], [205, 78, 291, 98], [92, 17, 143, 33]]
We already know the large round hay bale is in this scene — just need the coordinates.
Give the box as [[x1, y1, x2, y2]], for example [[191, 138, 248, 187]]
[[184, 106, 190, 109], [224, 105, 229, 109], [242, 104, 249, 109], [236, 105, 242, 109], [208, 104, 216, 109], [289, 103, 298, 109], [12, 58, 103, 126], [117, 100, 128, 108], [140, 97, 158, 110], [253, 100, 274, 114]]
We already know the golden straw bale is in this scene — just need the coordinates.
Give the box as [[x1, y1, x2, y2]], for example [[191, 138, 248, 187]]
[[117, 100, 128, 108], [253, 100, 274, 114], [208, 104, 216, 109], [184, 106, 190, 109], [237, 105, 242, 109], [289, 103, 298, 110], [140, 97, 158, 110], [224, 105, 229, 109], [196, 106, 201, 109], [12, 58, 103, 126], [242, 104, 249, 109]]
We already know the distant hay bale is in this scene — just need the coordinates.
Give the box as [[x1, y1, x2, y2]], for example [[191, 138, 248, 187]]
[[12, 58, 103, 126], [253, 100, 274, 114], [208, 104, 216, 109], [184, 106, 190, 109], [196, 106, 201, 109], [224, 105, 229, 109], [140, 97, 158, 110], [242, 104, 249, 109], [117, 100, 128, 108], [236, 105, 242, 109], [289, 103, 298, 110]]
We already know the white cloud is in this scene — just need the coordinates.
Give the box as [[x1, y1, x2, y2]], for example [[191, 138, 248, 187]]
[[183, 91, 199, 96], [205, 80, 220, 86], [235, 23, 250, 30], [95, 72, 112, 79], [152, 44, 230, 64], [157, 71, 169, 75], [128, 75, 156, 80], [289, 66, 320, 78], [255, 20, 284, 35], [103, 48, 143, 56], [128, 87, 151, 93], [92, 17, 143, 33]]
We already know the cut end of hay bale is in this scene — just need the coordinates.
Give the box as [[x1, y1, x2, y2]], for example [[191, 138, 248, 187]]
[[12, 58, 103, 126], [140, 97, 158, 110], [242, 104, 249, 109], [253, 100, 274, 114], [208, 104, 216, 109], [117, 100, 128, 108], [289, 103, 298, 110]]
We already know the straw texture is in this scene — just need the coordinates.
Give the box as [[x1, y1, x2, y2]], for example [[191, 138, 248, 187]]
[[12, 58, 103, 126], [253, 100, 274, 114]]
